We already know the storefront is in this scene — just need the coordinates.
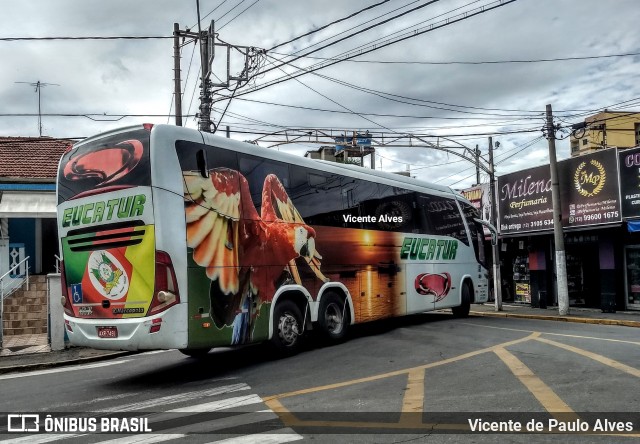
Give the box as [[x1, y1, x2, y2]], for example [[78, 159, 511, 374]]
[[497, 149, 625, 310], [618, 146, 640, 311]]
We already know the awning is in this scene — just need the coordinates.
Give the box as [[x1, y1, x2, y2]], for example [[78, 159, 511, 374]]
[[628, 220, 640, 233], [0, 191, 57, 218]]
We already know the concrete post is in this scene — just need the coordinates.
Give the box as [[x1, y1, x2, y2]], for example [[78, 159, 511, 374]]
[[47, 274, 65, 351]]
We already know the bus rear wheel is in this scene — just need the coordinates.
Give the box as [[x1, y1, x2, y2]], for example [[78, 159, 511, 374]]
[[318, 292, 349, 342], [179, 347, 211, 358], [271, 300, 305, 354], [452, 282, 471, 318]]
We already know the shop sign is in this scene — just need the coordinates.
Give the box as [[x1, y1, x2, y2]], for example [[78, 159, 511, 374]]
[[618, 146, 640, 218], [558, 149, 621, 228], [514, 282, 531, 303], [497, 164, 553, 234], [460, 183, 492, 235], [498, 149, 621, 234]]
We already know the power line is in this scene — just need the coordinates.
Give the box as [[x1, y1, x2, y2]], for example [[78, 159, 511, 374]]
[[270, 50, 640, 66], [247, 0, 445, 82], [190, 0, 233, 29], [260, 53, 543, 118], [231, 96, 545, 121], [216, 0, 519, 103], [268, 0, 392, 51], [218, 0, 263, 30], [0, 36, 171, 41]]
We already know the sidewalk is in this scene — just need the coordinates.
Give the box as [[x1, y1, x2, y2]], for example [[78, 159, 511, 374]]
[[0, 334, 130, 375], [1, 304, 639, 374], [470, 302, 640, 328]]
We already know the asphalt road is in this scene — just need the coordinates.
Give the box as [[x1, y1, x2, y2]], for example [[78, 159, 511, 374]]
[[1, 313, 639, 443]]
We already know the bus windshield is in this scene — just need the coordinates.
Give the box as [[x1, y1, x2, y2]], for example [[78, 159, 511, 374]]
[[58, 128, 151, 204]]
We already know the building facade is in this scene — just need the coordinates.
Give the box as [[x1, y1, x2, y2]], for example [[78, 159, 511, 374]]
[[497, 146, 640, 311], [570, 111, 640, 157], [0, 137, 72, 276]]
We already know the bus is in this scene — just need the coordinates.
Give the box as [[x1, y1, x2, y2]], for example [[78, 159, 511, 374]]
[[57, 123, 495, 356]]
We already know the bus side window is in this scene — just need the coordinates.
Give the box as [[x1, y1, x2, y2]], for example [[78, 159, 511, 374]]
[[239, 154, 290, 210], [196, 149, 209, 178], [420, 195, 469, 245], [175, 141, 238, 172]]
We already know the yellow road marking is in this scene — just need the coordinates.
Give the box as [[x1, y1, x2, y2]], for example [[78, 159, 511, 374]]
[[494, 347, 578, 421], [399, 368, 425, 425], [458, 322, 640, 346], [264, 332, 539, 401], [264, 331, 640, 437], [535, 337, 640, 378]]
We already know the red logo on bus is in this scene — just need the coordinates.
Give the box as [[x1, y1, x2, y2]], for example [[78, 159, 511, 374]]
[[414, 272, 451, 301], [63, 139, 143, 186]]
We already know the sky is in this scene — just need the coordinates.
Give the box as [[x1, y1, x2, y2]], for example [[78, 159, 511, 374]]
[[2, 0, 639, 189]]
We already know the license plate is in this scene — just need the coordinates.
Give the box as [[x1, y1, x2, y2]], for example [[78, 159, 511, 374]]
[[97, 327, 118, 338]]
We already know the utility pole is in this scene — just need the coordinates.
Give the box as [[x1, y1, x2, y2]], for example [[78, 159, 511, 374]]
[[546, 104, 569, 315], [198, 28, 213, 132], [173, 23, 183, 126], [475, 144, 481, 185], [488, 136, 502, 311], [171, 21, 215, 132], [15, 80, 59, 136]]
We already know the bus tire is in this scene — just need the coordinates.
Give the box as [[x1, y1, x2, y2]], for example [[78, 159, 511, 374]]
[[179, 348, 211, 358], [452, 282, 471, 318], [318, 292, 349, 342], [271, 300, 305, 354]]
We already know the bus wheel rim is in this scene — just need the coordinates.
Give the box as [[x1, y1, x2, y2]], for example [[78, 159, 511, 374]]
[[325, 302, 343, 334], [279, 313, 299, 345]]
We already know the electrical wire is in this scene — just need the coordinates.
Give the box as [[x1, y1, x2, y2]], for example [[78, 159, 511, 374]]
[[0, 36, 171, 41], [268, 0, 392, 51], [218, 0, 262, 30], [214, 1, 520, 104], [270, 50, 640, 66]]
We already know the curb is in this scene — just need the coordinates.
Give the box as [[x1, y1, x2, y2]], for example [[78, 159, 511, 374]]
[[0, 351, 133, 375], [470, 311, 640, 328]]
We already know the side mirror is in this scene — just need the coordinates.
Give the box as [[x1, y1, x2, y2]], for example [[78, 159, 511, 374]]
[[475, 218, 498, 245], [196, 149, 209, 178]]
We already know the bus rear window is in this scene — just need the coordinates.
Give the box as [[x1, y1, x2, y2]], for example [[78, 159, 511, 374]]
[[58, 129, 151, 203]]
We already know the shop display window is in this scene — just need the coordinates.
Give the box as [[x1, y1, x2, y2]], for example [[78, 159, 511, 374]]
[[513, 254, 530, 303]]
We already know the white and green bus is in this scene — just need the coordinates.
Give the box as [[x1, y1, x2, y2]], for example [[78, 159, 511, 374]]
[[57, 123, 494, 355]]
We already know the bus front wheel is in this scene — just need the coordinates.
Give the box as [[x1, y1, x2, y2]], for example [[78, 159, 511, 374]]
[[318, 292, 349, 342], [452, 283, 471, 318], [271, 300, 305, 354]]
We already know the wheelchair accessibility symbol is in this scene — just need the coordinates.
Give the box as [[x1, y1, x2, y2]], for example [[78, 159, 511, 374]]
[[71, 284, 83, 304]]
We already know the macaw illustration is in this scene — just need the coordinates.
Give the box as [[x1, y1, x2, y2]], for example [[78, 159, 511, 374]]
[[414, 272, 451, 302], [183, 169, 329, 344]]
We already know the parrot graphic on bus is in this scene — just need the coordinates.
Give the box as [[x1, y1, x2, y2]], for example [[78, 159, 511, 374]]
[[183, 169, 328, 344]]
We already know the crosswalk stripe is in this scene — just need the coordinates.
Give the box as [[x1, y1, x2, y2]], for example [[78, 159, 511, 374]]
[[147, 409, 278, 435], [0, 360, 131, 381], [0, 385, 295, 443], [208, 427, 304, 444], [92, 433, 185, 443], [167, 394, 263, 413], [99, 384, 250, 412], [0, 433, 81, 443]]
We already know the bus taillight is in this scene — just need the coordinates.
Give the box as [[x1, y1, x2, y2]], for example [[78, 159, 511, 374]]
[[147, 251, 180, 315], [59, 260, 74, 316]]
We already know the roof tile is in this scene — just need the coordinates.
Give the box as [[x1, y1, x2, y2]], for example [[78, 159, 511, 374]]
[[0, 137, 73, 180]]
